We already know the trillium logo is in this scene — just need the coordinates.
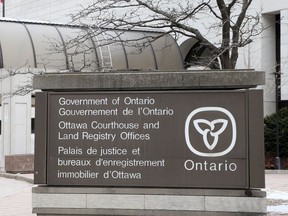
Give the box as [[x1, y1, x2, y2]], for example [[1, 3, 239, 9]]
[[193, 119, 228, 151], [185, 107, 237, 157]]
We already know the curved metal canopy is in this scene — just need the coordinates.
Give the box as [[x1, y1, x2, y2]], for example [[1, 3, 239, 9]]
[[0, 20, 184, 71]]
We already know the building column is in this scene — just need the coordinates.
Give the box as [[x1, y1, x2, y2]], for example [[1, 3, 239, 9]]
[[261, 14, 277, 116], [0, 69, 32, 171], [280, 9, 288, 101]]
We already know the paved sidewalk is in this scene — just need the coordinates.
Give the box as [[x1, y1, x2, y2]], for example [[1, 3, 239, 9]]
[[266, 172, 288, 193], [0, 174, 35, 216]]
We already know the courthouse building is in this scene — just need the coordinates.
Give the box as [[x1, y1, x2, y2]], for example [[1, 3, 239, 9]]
[[2, 0, 287, 113], [0, 0, 287, 170]]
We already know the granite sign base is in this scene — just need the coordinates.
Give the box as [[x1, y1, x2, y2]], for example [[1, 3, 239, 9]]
[[32, 187, 266, 216]]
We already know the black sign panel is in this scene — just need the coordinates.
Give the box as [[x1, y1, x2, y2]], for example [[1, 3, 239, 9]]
[[46, 91, 249, 188]]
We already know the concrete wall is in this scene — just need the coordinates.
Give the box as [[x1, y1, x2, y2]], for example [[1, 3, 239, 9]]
[[262, 0, 288, 14], [4, 0, 94, 23]]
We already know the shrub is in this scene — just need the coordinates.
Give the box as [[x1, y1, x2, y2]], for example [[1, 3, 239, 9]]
[[264, 107, 288, 157]]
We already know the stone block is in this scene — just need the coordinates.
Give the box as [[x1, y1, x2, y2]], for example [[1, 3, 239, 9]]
[[145, 195, 204, 211], [33, 193, 86, 209], [87, 194, 144, 209], [33, 70, 265, 91], [205, 196, 267, 213], [5, 154, 34, 173]]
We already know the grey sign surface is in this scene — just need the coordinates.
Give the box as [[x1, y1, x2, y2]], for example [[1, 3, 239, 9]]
[[36, 90, 263, 188]]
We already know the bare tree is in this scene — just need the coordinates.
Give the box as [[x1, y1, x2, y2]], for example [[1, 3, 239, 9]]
[[0, 66, 45, 99], [70, 0, 262, 69]]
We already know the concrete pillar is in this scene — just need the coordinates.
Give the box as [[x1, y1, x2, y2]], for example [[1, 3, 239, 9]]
[[280, 9, 288, 101], [261, 14, 277, 116], [0, 69, 32, 171]]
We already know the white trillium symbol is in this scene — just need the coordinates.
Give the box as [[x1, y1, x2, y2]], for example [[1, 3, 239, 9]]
[[185, 107, 237, 157], [193, 119, 228, 151]]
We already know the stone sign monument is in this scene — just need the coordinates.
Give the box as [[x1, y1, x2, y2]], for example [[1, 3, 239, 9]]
[[33, 70, 266, 216]]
